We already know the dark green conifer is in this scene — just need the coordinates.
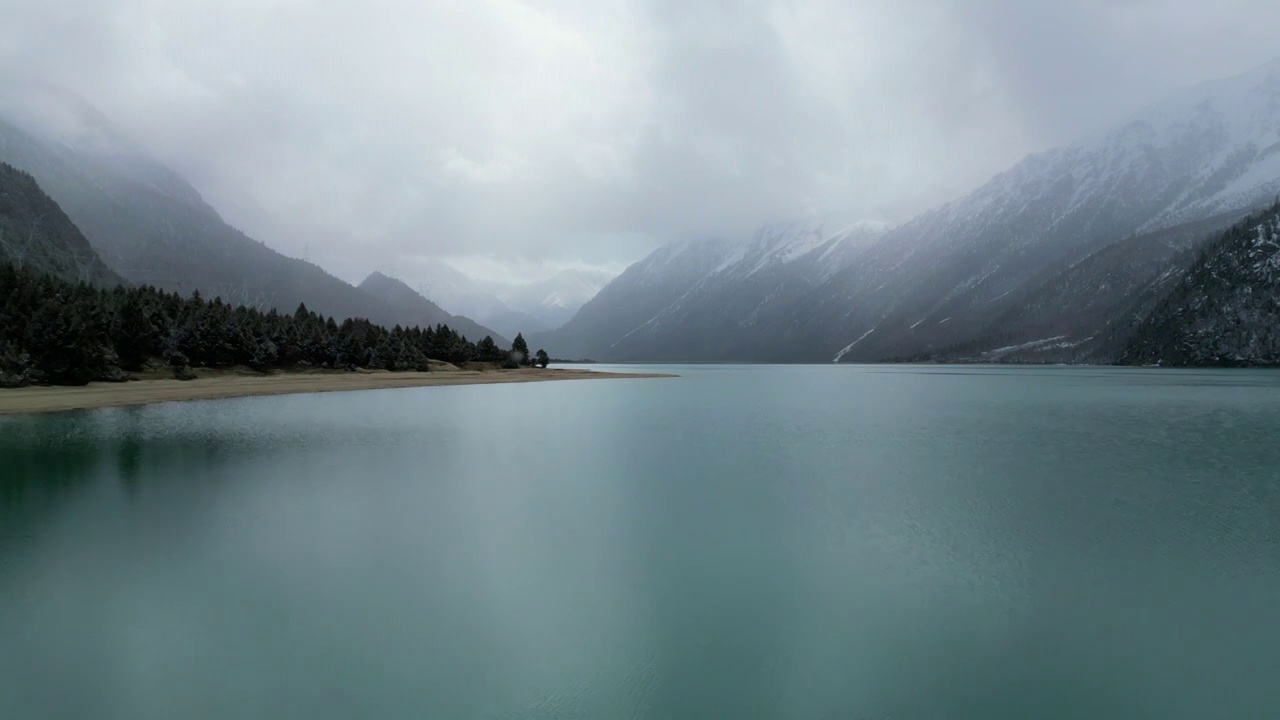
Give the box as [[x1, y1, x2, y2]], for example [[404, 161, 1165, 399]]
[[511, 332, 530, 365]]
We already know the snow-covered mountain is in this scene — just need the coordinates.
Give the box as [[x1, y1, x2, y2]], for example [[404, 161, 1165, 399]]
[[408, 260, 511, 323], [800, 57, 1280, 363], [495, 268, 617, 330], [406, 260, 616, 338], [943, 207, 1253, 364], [540, 58, 1280, 364], [540, 219, 890, 360]]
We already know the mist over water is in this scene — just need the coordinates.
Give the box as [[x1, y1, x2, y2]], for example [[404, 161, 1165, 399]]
[[3, 366, 1280, 718]]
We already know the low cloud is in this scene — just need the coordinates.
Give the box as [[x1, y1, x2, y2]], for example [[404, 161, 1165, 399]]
[[3, 0, 1280, 284]]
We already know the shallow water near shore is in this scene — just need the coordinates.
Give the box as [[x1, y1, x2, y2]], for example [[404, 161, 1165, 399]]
[[0, 366, 668, 415], [3, 364, 1280, 718]]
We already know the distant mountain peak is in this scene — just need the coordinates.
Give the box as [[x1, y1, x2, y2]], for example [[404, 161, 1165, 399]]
[[493, 266, 618, 327], [399, 259, 618, 334], [633, 218, 892, 284], [539, 218, 893, 360], [357, 270, 506, 343]]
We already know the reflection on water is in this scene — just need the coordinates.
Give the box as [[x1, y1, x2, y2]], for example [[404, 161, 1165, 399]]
[[2, 367, 1280, 719]]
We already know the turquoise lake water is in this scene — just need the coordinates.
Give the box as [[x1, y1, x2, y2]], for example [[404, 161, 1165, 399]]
[[2, 365, 1279, 718]]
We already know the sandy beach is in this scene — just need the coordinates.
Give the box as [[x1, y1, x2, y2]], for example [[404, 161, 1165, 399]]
[[0, 367, 675, 416]]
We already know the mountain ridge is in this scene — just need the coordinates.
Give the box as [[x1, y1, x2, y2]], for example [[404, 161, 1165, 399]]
[[537, 58, 1280, 365], [0, 161, 121, 286], [808, 56, 1280, 363], [539, 219, 891, 360], [1119, 202, 1280, 366], [357, 271, 509, 345], [406, 260, 616, 336], [0, 105, 501, 339]]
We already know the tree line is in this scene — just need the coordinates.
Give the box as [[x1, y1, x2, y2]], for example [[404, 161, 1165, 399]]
[[0, 261, 543, 387]]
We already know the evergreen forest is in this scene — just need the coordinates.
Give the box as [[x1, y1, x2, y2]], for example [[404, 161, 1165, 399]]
[[0, 261, 523, 387]]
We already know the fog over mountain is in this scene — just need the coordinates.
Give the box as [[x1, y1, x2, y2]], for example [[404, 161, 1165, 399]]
[[5, 2, 1280, 367], [398, 260, 617, 338], [5, 0, 1280, 287], [538, 57, 1280, 363]]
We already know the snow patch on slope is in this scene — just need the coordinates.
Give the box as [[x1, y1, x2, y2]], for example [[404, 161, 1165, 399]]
[[833, 322, 882, 363]]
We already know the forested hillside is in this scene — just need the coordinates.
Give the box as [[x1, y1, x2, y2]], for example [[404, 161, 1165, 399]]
[[0, 261, 513, 387], [1119, 202, 1280, 366], [0, 162, 119, 286], [0, 161, 517, 387]]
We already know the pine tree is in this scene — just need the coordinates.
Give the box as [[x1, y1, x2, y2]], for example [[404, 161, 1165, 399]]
[[511, 332, 530, 366], [476, 335, 500, 361], [113, 292, 157, 371], [28, 297, 101, 385]]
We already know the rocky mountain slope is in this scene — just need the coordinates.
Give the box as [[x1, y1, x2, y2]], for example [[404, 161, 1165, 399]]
[[0, 161, 119, 286], [541, 220, 890, 360], [803, 58, 1280, 363], [541, 59, 1280, 364], [1119, 203, 1280, 366], [914, 208, 1254, 363]]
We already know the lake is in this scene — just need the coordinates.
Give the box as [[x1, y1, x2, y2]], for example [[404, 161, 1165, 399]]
[[2, 365, 1279, 719]]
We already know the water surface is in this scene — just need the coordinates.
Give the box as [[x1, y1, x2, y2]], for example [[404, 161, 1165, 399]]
[[3, 365, 1279, 718]]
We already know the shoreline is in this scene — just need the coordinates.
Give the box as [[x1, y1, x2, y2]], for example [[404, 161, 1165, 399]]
[[0, 367, 676, 417]]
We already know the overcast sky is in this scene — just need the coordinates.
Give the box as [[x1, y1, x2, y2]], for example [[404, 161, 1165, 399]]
[[3, 0, 1280, 284]]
